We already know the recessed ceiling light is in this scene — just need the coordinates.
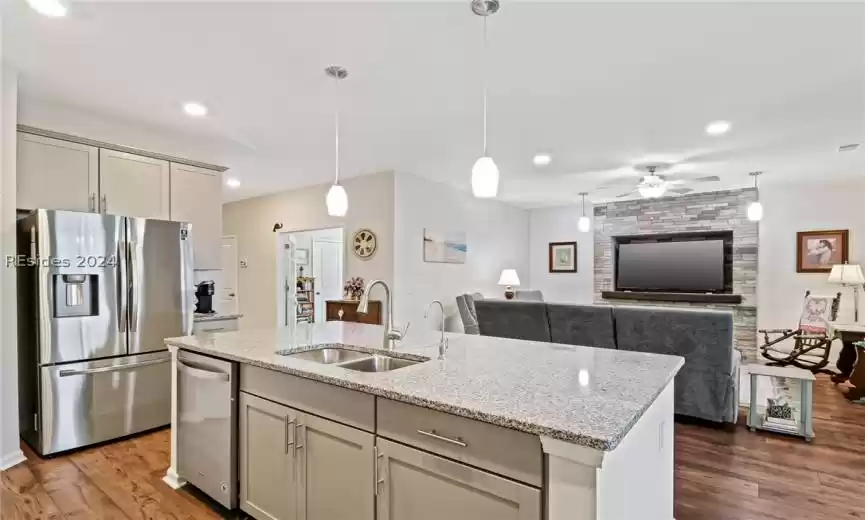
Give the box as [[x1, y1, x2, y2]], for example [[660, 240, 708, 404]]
[[26, 0, 68, 17], [533, 154, 551, 166], [705, 120, 731, 136], [183, 102, 208, 117], [839, 143, 861, 152], [225, 178, 240, 188]]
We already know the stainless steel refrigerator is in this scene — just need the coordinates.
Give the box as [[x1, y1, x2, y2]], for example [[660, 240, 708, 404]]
[[17, 209, 193, 456]]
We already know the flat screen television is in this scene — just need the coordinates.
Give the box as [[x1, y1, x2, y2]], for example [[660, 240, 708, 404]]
[[616, 240, 725, 292]]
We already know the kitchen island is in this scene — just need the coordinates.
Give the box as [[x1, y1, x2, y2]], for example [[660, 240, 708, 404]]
[[164, 322, 683, 520]]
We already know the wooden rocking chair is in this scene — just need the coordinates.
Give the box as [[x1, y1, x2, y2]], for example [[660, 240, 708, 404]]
[[759, 291, 841, 373]]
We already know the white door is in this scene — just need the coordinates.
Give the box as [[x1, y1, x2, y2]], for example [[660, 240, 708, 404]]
[[312, 240, 343, 323], [219, 236, 238, 315], [17, 133, 99, 212], [99, 149, 170, 218], [277, 235, 297, 328]]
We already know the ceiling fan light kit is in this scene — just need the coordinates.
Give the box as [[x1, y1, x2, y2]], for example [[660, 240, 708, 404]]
[[470, 0, 500, 199], [325, 66, 349, 217]]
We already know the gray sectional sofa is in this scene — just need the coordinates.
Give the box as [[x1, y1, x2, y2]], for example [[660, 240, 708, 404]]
[[472, 300, 740, 424]]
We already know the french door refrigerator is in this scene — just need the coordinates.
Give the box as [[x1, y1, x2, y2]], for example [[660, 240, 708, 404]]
[[17, 209, 193, 456]]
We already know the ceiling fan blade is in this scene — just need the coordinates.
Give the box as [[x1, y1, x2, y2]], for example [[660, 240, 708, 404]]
[[691, 175, 720, 183], [669, 187, 694, 194], [598, 176, 640, 188], [615, 191, 636, 198]]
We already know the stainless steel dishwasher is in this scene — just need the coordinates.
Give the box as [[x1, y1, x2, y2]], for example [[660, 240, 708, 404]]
[[177, 350, 238, 509]]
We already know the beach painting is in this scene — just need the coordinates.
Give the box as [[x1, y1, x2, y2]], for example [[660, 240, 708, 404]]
[[423, 229, 467, 264]]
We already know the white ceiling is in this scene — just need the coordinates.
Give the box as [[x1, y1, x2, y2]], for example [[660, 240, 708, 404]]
[[4, 1, 865, 207]]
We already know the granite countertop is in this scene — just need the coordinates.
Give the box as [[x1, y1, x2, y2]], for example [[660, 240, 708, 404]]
[[165, 322, 683, 451], [194, 312, 243, 322]]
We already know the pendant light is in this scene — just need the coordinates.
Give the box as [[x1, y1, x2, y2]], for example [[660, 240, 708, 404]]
[[577, 192, 591, 232], [325, 66, 349, 217], [471, 0, 500, 198], [747, 171, 763, 222]]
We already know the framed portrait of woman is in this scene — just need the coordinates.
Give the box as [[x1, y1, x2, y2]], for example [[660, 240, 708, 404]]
[[796, 229, 849, 273]]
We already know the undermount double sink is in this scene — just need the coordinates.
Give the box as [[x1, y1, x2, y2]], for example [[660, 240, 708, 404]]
[[284, 347, 424, 372]]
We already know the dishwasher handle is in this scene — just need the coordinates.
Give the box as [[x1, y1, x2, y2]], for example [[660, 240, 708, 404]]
[[178, 359, 230, 382]]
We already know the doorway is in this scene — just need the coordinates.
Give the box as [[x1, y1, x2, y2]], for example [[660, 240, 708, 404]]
[[219, 236, 239, 315], [276, 227, 344, 326]]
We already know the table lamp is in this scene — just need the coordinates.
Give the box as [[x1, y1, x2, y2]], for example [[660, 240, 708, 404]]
[[828, 263, 865, 322], [498, 269, 520, 300]]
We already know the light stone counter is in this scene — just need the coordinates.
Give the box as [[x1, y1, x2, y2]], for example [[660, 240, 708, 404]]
[[193, 312, 243, 322], [165, 321, 682, 451], [165, 322, 683, 519]]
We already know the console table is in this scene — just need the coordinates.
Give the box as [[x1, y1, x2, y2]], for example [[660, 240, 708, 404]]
[[325, 299, 382, 325], [827, 322, 865, 403]]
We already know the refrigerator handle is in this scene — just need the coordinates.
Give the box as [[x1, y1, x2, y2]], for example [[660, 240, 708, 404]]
[[129, 241, 139, 333], [118, 241, 127, 333]]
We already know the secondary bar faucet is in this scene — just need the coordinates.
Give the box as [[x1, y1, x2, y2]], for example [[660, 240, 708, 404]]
[[357, 280, 408, 350], [425, 300, 448, 359]]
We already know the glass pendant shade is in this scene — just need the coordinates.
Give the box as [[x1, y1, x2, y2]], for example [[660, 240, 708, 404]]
[[326, 184, 348, 217], [471, 156, 499, 198], [26, 0, 68, 17], [578, 216, 591, 232], [747, 201, 763, 222]]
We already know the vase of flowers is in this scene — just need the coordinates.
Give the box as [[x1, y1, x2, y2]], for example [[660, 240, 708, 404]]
[[344, 277, 365, 301]]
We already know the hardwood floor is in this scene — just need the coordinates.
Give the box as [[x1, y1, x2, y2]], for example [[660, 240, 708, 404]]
[[3, 375, 864, 519]]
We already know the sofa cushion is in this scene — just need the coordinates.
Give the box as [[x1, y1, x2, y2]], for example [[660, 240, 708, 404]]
[[474, 300, 552, 342], [614, 305, 735, 422], [546, 304, 616, 349], [455, 293, 484, 334]]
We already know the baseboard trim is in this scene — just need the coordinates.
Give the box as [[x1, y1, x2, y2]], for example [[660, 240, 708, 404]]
[[0, 449, 26, 471]]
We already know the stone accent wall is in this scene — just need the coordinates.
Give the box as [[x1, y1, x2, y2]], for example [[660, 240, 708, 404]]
[[593, 188, 759, 361]]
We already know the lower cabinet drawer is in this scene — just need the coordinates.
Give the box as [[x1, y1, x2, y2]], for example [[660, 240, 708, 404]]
[[377, 437, 541, 520], [193, 319, 239, 334], [240, 365, 375, 432], [376, 398, 543, 487]]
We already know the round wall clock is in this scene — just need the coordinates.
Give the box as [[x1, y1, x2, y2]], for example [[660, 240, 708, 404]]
[[352, 229, 377, 259]]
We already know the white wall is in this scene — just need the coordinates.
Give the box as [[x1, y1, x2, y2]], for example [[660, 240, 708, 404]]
[[528, 204, 595, 304], [758, 179, 865, 329], [393, 173, 530, 332], [223, 172, 394, 329], [1, 64, 25, 470]]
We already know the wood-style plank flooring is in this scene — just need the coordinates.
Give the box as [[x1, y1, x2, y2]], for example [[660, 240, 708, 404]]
[[3, 375, 865, 519]]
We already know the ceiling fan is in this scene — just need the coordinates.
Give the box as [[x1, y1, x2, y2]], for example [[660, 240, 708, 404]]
[[601, 162, 720, 199]]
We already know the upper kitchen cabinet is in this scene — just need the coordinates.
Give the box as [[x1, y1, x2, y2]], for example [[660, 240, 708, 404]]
[[99, 149, 170, 219], [17, 133, 99, 212], [169, 163, 223, 270]]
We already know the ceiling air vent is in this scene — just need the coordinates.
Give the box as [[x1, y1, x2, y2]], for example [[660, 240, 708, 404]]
[[838, 143, 860, 152]]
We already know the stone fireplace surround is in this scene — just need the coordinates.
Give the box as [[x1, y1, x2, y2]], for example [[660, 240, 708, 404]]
[[593, 188, 758, 361]]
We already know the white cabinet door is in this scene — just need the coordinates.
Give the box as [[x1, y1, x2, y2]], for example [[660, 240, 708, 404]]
[[99, 149, 170, 218], [296, 412, 374, 520], [376, 438, 541, 520], [239, 392, 299, 520], [169, 163, 222, 269], [17, 133, 98, 212]]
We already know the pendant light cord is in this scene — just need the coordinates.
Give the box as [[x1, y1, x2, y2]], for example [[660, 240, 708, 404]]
[[581, 193, 586, 217], [334, 76, 340, 185], [482, 15, 488, 156]]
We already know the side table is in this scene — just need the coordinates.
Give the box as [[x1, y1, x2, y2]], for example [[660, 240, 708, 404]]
[[746, 364, 815, 441], [847, 342, 865, 404]]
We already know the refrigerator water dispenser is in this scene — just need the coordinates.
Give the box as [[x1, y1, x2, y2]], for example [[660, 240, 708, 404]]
[[53, 274, 98, 318]]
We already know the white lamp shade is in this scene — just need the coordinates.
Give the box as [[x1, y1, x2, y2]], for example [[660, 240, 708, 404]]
[[747, 201, 763, 221], [326, 184, 348, 217], [498, 269, 520, 286], [828, 263, 865, 285], [578, 215, 591, 232], [472, 156, 499, 198], [26, 0, 68, 16]]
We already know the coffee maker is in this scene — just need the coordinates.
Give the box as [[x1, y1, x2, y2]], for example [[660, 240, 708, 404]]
[[195, 280, 215, 314]]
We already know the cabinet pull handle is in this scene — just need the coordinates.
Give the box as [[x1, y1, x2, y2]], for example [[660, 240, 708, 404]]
[[416, 429, 468, 448], [89, 193, 96, 212], [100, 194, 107, 213], [295, 423, 305, 451], [285, 417, 296, 454], [374, 446, 385, 496]]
